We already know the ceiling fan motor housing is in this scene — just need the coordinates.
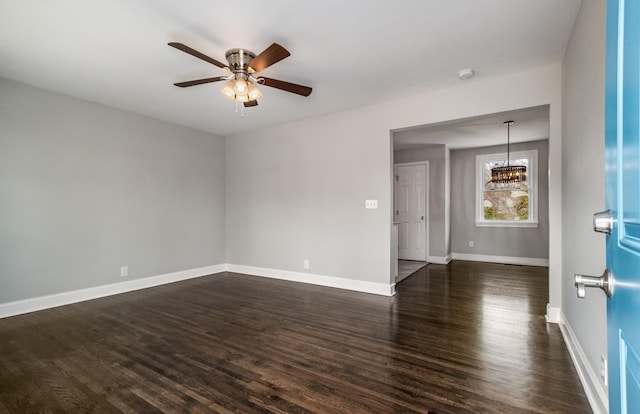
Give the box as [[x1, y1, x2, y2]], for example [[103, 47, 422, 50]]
[[225, 48, 256, 74]]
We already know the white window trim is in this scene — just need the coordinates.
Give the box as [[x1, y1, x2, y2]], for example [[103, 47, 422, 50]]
[[475, 149, 538, 228]]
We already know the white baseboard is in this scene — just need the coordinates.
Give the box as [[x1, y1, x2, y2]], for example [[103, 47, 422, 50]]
[[0, 264, 225, 319], [451, 253, 549, 267], [225, 264, 396, 297], [1, 263, 395, 319], [559, 312, 608, 414], [427, 254, 452, 264], [545, 304, 561, 323]]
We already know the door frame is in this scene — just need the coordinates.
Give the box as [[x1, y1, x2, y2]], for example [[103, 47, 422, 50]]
[[394, 161, 429, 263]]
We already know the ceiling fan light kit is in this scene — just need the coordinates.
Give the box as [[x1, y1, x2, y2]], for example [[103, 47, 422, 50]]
[[221, 76, 262, 103], [169, 42, 312, 110]]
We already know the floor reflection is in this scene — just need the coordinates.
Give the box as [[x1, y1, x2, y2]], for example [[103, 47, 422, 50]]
[[390, 261, 589, 412]]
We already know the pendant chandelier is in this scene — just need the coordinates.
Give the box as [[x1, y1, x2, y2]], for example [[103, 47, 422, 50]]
[[490, 121, 527, 183]]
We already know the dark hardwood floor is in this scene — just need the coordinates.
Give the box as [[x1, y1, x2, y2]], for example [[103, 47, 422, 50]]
[[0, 262, 591, 413]]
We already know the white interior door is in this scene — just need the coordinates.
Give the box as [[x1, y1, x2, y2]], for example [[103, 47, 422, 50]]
[[395, 163, 427, 261]]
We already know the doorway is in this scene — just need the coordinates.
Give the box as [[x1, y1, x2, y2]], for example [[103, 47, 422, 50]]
[[394, 162, 429, 283], [390, 105, 551, 288]]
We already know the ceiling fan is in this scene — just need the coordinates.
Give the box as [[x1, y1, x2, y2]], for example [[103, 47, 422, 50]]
[[169, 42, 312, 107]]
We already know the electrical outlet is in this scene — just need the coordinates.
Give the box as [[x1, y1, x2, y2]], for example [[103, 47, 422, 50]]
[[601, 354, 608, 386], [469, 241, 474, 247], [303, 259, 310, 269], [120, 266, 128, 277]]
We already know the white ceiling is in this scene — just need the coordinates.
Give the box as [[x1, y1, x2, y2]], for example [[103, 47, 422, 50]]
[[0, 0, 580, 137]]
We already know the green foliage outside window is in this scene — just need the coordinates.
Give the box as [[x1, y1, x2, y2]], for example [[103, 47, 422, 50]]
[[483, 190, 529, 221]]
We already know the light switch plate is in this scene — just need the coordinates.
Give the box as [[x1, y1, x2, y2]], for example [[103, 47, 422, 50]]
[[365, 200, 378, 209]]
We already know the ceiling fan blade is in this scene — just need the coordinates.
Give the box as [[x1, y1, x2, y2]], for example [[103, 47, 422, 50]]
[[168, 42, 228, 69], [244, 100, 259, 108], [174, 77, 227, 88], [248, 43, 290, 72], [260, 77, 312, 97]]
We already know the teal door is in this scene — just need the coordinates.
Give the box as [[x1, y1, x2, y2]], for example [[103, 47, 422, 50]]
[[605, 0, 640, 412]]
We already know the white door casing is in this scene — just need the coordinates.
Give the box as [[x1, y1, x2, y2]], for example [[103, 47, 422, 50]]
[[395, 163, 428, 261]]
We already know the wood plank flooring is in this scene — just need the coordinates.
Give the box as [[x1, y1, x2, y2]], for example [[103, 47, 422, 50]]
[[396, 260, 427, 283], [0, 262, 591, 413]]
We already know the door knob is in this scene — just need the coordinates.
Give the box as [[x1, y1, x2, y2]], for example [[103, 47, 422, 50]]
[[574, 269, 614, 298]]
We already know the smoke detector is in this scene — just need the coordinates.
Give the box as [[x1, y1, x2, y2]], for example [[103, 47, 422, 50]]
[[457, 68, 475, 80]]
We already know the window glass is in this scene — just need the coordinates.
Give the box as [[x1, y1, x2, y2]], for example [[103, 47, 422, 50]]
[[476, 150, 537, 227]]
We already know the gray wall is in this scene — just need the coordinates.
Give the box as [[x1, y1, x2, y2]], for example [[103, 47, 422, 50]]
[[226, 66, 562, 293], [1, 65, 563, 305], [0, 78, 226, 303], [225, 113, 391, 284], [561, 0, 607, 399], [394, 145, 450, 258], [450, 140, 549, 259]]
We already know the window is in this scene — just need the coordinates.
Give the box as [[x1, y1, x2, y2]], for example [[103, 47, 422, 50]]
[[475, 149, 538, 227]]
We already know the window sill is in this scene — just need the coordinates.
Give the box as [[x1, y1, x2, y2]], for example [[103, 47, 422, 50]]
[[475, 221, 539, 228]]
